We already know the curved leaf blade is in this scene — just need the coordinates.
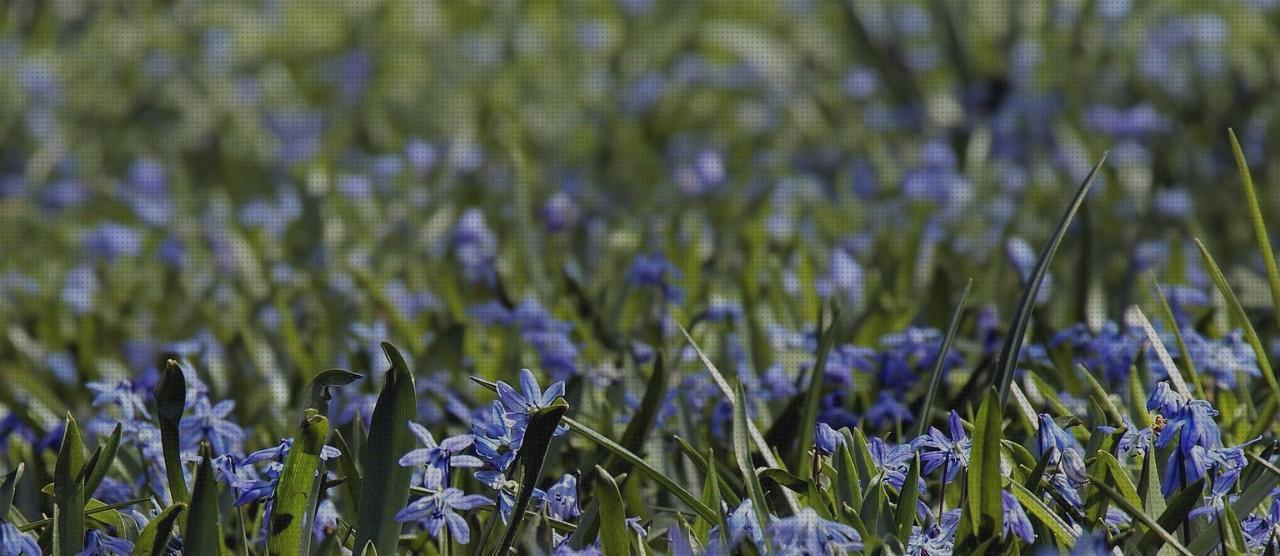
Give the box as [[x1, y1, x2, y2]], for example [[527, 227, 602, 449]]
[[267, 409, 330, 556], [353, 343, 419, 556], [595, 466, 630, 556], [133, 503, 186, 556]]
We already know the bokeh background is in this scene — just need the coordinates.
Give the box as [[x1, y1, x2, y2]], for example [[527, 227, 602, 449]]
[[1, 0, 1279, 438]]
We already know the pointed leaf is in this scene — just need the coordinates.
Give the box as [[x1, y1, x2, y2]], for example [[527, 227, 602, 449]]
[[133, 503, 186, 556], [154, 359, 189, 505], [966, 390, 1003, 535], [1194, 238, 1280, 404], [595, 466, 629, 556], [733, 384, 770, 532], [52, 414, 86, 556], [267, 409, 330, 556], [794, 305, 837, 478], [353, 343, 419, 556], [183, 455, 224, 556], [915, 280, 971, 437], [995, 154, 1107, 405]]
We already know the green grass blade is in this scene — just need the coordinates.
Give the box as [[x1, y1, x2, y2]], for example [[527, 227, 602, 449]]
[[915, 279, 972, 438], [331, 429, 362, 515], [694, 449, 722, 543], [679, 324, 799, 511], [793, 305, 837, 478], [133, 503, 186, 556], [497, 398, 570, 554], [1137, 479, 1204, 554], [606, 352, 667, 475], [1228, 128, 1280, 317], [154, 359, 189, 505], [965, 390, 1003, 536], [595, 466, 630, 556], [995, 154, 1107, 405], [471, 377, 719, 522], [1008, 481, 1077, 548], [52, 413, 86, 556], [733, 383, 771, 531], [352, 343, 419, 556], [895, 454, 921, 540], [183, 455, 225, 556], [267, 409, 330, 556], [1077, 364, 1126, 428], [1150, 281, 1206, 399], [83, 423, 121, 501], [0, 463, 23, 522], [1194, 238, 1280, 404]]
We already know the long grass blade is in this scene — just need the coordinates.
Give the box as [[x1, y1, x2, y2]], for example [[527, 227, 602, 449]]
[[915, 279, 972, 437], [995, 154, 1107, 405]]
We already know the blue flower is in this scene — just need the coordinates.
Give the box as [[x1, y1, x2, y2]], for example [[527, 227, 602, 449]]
[[546, 474, 580, 521], [908, 509, 960, 555], [312, 500, 339, 541], [0, 522, 40, 556], [704, 500, 764, 554], [813, 423, 843, 456], [866, 392, 914, 429], [399, 422, 482, 490], [87, 380, 150, 421], [453, 209, 497, 285], [179, 397, 244, 456], [1002, 491, 1035, 543], [395, 488, 493, 545], [913, 410, 970, 483], [76, 529, 134, 556], [768, 508, 863, 554], [495, 369, 568, 439], [626, 254, 683, 302]]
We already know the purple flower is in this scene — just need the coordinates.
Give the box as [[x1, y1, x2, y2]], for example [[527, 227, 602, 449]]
[[866, 392, 914, 429], [179, 397, 244, 456], [495, 369, 568, 440], [913, 410, 970, 483], [768, 508, 863, 553], [395, 488, 493, 544], [704, 500, 764, 554], [87, 380, 150, 421], [1001, 491, 1035, 543], [77, 529, 134, 555], [399, 422, 482, 490], [545, 474, 580, 521], [813, 423, 843, 456], [626, 254, 683, 302], [453, 209, 498, 285], [0, 522, 40, 556]]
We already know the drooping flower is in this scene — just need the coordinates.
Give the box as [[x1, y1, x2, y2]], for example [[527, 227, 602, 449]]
[[704, 500, 764, 555], [1001, 491, 1035, 543], [76, 529, 134, 556], [545, 474, 580, 521], [813, 422, 843, 456]]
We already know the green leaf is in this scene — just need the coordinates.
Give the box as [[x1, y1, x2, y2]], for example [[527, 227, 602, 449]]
[[331, 429, 362, 515], [793, 305, 837, 478], [496, 398, 570, 554], [733, 383, 770, 532], [995, 154, 1107, 405], [83, 423, 121, 501], [353, 343, 419, 556], [133, 503, 186, 556], [915, 279, 972, 438], [1008, 481, 1077, 548], [154, 359, 189, 505], [1150, 280, 1206, 400], [896, 454, 921, 541], [966, 390, 1003, 536], [595, 466, 630, 556], [1137, 448, 1165, 521], [183, 455, 225, 556], [52, 413, 86, 556], [267, 409, 330, 556], [307, 369, 363, 414], [606, 352, 666, 475], [1078, 365, 1125, 428], [1096, 480, 1191, 556], [1137, 479, 1204, 554], [0, 463, 22, 523], [472, 378, 718, 522], [833, 442, 863, 514], [693, 449, 723, 543], [1195, 238, 1280, 405], [1228, 128, 1280, 321]]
